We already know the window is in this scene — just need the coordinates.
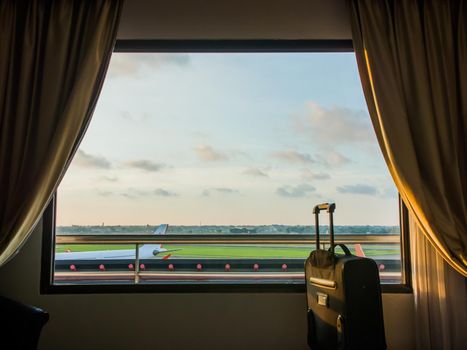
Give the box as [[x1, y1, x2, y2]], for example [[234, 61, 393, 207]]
[[42, 41, 411, 293]]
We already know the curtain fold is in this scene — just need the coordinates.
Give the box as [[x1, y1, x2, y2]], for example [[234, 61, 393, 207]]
[[348, 0, 467, 276], [0, 0, 123, 266], [410, 216, 467, 349]]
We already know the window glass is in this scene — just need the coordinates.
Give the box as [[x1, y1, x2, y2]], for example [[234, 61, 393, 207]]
[[54, 52, 401, 286]]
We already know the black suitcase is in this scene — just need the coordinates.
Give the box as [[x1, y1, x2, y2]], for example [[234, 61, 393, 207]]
[[305, 203, 386, 350]]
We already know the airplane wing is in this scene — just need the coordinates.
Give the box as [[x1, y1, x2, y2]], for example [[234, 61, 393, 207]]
[[56, 224, 172, 261], [55, 248, 162, 260], [153, 248, 181, 254]]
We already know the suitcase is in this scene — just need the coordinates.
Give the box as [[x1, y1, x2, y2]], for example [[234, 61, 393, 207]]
[[305, 203, 386, 350]]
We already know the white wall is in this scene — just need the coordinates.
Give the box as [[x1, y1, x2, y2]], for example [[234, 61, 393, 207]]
[[0, 221, 415, 350]]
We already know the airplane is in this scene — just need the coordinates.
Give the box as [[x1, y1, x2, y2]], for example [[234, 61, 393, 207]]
[[353, 243, 399, 260], [354, 243, 366, 257], [353, 243, 401, 272], [55, 224, 177, 261]]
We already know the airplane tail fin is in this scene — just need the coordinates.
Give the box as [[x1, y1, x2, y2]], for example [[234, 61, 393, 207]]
[[154, 224, 169, 235], [152, 224, 168, 249], [354, 243, 366, 257]]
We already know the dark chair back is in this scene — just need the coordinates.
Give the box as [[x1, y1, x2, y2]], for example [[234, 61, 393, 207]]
[[0, 296, 49, 350]]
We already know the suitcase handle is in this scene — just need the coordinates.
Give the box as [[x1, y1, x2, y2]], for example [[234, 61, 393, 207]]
[[312, 203, 336, 214], [313, 202, 336, 253], [328, 243, 352, 256]]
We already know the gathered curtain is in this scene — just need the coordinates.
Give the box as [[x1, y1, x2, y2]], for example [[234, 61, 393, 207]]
[[0, 0, 123, 266], [410, 216, 467, 349], [349, 0, 467, 276]]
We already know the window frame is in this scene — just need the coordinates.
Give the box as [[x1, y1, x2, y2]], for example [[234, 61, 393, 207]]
[[40, 39, 412, 294]]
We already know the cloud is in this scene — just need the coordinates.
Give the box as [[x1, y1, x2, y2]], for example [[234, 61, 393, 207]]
[[120, 111, 151, 123], [96, 190, 113, 197], [99, 176, 118, 182], [242, 168, 269, 177], [194, 145, 228, 161], [316, 150, 351, 167], [276, 184, 316, 198], [117, 187, 179, 199], [120, 192, 136, 199], [202, 188, 240, 197], [272, 149, 348, 168], [381, 186, 398, 198], [293, 102, 374, 144], [213, 188, 239, 194], [301, 169, 331, 181], [74, 150, 111, 169], [109, 53, 190, 78], [337, 184, 378, 196], [154, 188, 178, 197], [124, 160, 167, 172], [272, 150, 315, 164], [120, 188, 147, 198]]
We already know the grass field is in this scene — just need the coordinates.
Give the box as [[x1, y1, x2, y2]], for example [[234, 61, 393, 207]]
[[56, 244, 399, 259], [55, 244, 134, 253]]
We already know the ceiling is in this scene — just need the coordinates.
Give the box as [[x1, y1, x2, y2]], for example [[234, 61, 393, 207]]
[[117, 0, 351, 40]]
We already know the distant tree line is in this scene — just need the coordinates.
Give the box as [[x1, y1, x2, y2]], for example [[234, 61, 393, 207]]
[[57, 225, 400, 235]]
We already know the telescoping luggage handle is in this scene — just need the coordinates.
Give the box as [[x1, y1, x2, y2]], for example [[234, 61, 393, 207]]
[[312, 202, 336, 253]]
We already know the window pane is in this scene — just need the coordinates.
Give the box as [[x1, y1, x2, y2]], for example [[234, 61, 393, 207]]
[[54, 52, 402, 286]]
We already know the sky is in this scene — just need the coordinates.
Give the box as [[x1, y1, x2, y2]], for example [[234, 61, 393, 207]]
[[57, 52, 399, 226]]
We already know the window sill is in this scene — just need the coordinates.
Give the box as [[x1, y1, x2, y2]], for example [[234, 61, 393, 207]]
[[40, 282, 412, 295]]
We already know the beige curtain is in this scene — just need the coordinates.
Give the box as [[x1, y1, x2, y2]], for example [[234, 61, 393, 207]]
[[349, 0, 467, 276], [0, 0, 123, 266], [410, 216, 467, 349]]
